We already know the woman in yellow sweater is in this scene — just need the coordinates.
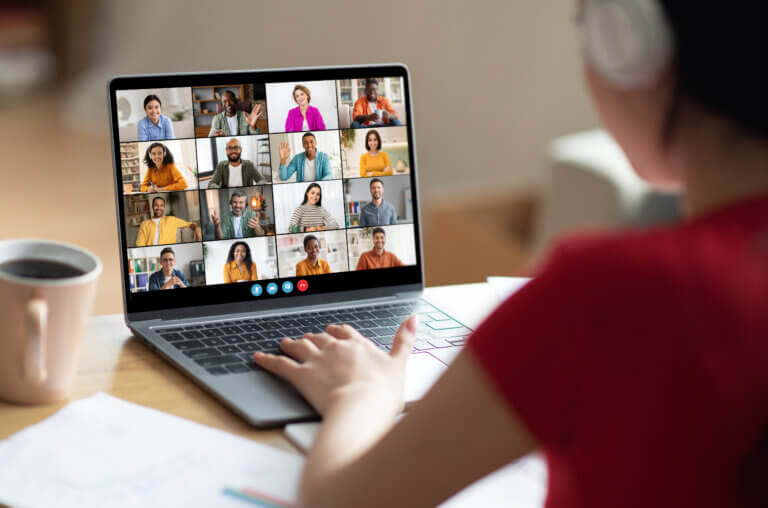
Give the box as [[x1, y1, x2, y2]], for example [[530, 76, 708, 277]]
[[140, 142, 188, 192], [359, 130, 392, 177], [295, 235, 332, 276], [222, 241, 259, 283]]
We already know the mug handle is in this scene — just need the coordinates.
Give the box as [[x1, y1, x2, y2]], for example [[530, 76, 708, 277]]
[[25, 299, 48, 383]]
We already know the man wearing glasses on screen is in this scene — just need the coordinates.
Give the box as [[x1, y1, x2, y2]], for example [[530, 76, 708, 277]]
[[148, 247, 189, 290], [208, 138, 268, 189]]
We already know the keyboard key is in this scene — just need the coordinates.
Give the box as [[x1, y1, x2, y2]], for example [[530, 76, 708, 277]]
[[279, 328, 303, 338], [261, 340, 281, 352], [448, 338, 467, 346], [413, 340, 433, 351], [226, 364, 251, 374], [376, 336, 394, 346], [297, 317, 320, 326], [219, 345, 241, 354], [355, 319, 377, 329], [373, 326, 397, 337], [221, 326, 242, 335], [376, 318, 401, 327], [261, 330, 283, 339], [222, 335, 245, 345], [206, 367, 228, 376], [276, 319, 301, 328], [243, 332, 265, 342], [428, 338, 452, 348], [426, 320, 462, 330], [428, 312, 450, 321], [358, 329, 376, 338], [202, 338, 225, 347], [353, 311, 375, 320], [201, 329, 224, 338], [241, 323, 263, 332], [181, 330, 204, 339], [196, 355, 241, 368], [372, 310, 394, 318], [161, 327, 185, 333], [260, 321, 282, 330], [160, 333, 184, 342], [184, 347, 219, 359], [428, 327, 472, 338], [238, 343, 259, 353], [175, 340, 204, 351]]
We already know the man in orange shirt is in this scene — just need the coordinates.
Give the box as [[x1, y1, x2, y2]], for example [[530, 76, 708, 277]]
[[351, 79, 402, 128], [356, 227, 404, 270], [295, 235, 332, 276]]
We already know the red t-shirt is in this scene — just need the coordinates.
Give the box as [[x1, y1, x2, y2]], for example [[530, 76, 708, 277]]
[[468, 194, 768, 508]]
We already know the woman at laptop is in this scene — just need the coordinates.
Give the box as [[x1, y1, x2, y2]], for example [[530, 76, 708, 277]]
[[222, 241, 258, 283], [139, 142, 188, 192], [254, 2, 768, 507], [288, 183, 339, 233]]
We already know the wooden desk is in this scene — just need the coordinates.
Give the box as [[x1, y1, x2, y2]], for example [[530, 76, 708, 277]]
[[0, 283, 505, 448]]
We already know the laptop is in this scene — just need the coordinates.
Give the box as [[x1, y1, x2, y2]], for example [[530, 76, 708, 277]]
[[107, 64, 472, 427]]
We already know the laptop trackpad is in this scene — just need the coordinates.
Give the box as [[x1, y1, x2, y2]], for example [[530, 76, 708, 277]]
[[403, 352, 446, 403]]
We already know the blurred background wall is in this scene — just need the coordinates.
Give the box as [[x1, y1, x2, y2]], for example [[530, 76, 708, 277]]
[[0, 0, 608, 313]]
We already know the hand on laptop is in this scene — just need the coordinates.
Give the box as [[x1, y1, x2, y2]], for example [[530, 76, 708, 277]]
[[253, 315, 417, 416]]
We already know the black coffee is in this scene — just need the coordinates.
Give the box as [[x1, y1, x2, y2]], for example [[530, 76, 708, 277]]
[[0, 259, 85, 279]]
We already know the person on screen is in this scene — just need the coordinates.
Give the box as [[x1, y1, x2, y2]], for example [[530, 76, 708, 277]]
[[295, 235, 331, 276], [222, 241, 259, 283], [135, 196, 200, 246], [355, 227, 404, 270], [137, 94, 175, 141], [285, 84, 326, 132], [209, 90, 263, 136], [211, 190, 264, 240], [139, 143, 188, 192], [359, 130, 393, 178], [279, 133, 333, 182], [251, 3, 768, 508], [207, 138, 268, 188], [358, 178, 398, 226], [351, 78, 402, 128], [288, 183, 339, 233], [148, 247, 188, 290]]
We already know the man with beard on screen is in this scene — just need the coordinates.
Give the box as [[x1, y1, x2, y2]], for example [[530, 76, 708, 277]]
[[207, 138, 268, 188]]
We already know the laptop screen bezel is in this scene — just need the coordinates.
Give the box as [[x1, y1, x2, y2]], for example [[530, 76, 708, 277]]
[[107, 64, 425, 322]]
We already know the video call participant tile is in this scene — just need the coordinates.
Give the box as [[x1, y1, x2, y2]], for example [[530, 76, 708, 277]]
[[127, 243, 204, 292], [192, 83, 267, 137], [336, 77, 406, 130], [344, 175, 413, 228], [200, 186, 276, 242], [124, 190, 202, 248], [269, 130, 342, 184], [120, 139, 199, 195], [346, 224, 417, 272], [116, 87, 194, 143], [196, 134, 271, 189], [276, 230, 349, 278], [203, 237, 278, 285], [265, 81, 339, 134], [340, 126, 410, 179], [272, 180, 345, 235]]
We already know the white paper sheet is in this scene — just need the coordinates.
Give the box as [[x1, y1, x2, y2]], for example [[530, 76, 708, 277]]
[[0, 393, 302, 508]]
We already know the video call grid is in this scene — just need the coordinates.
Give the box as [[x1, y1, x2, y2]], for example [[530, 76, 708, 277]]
[[118, 79, 413, 291]]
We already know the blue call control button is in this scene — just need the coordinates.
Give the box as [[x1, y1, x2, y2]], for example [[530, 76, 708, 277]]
[[282, 281, 294, 294], [266, 282, 278, 295], [250, 284, 263, 297]]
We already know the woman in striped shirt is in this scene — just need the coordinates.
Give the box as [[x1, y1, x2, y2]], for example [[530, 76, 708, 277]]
[[289, 183, 339, 233]]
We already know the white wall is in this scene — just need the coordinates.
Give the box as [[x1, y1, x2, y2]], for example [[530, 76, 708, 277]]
[[67, 0, 598, 200], [137, 139, 198, 191], [203, 238, 278, 284], [269, 130, 342, 182], [272, 180, 345, 235], [265, 81, 339, 133]]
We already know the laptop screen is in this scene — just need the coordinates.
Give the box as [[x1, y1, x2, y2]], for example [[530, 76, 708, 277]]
[[109, 65, 422, 315]]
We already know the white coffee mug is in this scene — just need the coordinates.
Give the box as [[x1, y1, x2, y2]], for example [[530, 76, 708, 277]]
[[0, 239, 102, 404]]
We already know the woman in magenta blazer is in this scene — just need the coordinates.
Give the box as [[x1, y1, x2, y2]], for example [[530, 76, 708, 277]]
[[285, 84, 326, 132]]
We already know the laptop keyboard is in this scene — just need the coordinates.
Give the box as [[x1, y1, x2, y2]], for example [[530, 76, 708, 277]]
[[154, 300, 472, 376]]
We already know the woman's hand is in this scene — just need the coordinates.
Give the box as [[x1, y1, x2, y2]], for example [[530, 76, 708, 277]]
[[253, 316, 417, 416]]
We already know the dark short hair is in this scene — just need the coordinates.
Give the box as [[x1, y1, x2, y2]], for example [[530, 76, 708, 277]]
[[365, 78, 378, 87], [300, 183, 322, 206], [151, 196, 166, 207], [143, 94, 161, 109], [230, 190, 247, 204], [159, 247, 175, 258], [370, 178, 384, 188], [365, 130, 382, 151], [303, 235, 319, 249], [143, 142, 174, 168], [221, 90, 237, 101], [372, 227, 386, 237], [302, 132, 316, 142]]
